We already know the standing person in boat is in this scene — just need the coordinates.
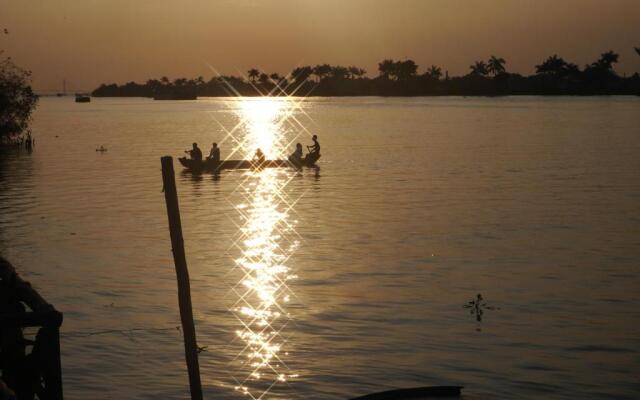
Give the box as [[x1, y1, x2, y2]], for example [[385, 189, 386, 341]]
[[185, 142, 203, 162], [208, 142, 220, 163], [288, 143, 303, 164], [253, 148, 266, 164]]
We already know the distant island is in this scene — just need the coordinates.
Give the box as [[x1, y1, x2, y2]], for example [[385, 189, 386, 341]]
[[93, 50, 640, 98]]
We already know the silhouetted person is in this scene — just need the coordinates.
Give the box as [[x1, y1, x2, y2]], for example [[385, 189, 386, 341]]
[[185, 142, 202, 162], [208, 142, 220, 162], [253, 148, 265, 164], [307, 135, 320, 155], [289, 143, 303, 164], [304, 135, 321, 165]]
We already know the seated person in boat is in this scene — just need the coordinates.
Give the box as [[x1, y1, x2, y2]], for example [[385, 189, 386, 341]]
[[185, 142, 203, 162], [305, 135, 321, 164], [307, 135, 320, 155], [207, 142, 220, 162], [253, 148, 266, 164], [288, 143, 303, 164]]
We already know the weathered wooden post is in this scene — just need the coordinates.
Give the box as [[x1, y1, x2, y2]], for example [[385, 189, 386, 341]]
[[160, 156, 203, 400]]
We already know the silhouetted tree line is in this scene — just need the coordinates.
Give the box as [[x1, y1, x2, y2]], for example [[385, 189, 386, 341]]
[[92, 50, 640, 98]]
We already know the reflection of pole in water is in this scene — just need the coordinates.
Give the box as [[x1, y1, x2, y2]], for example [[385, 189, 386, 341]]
[[232, 169, 299, 398]]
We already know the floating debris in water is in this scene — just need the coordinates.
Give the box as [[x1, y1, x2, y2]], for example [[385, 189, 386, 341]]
[[464, 293, 499, 328]]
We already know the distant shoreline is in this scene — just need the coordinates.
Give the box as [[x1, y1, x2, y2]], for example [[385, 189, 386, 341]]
[[92, 74, 640, 100], [90, 74, 640, 98], [90, 53, 640, 98]]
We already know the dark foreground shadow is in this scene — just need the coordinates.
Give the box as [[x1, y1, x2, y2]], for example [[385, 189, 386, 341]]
[[349, 386, 463, 400]]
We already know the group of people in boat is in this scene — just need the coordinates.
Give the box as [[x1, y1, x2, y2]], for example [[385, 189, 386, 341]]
[[286, 135, 321, 164], [184, 135, 320, 166], [184, 142, 220, 162], [288, 135, 320, 165]]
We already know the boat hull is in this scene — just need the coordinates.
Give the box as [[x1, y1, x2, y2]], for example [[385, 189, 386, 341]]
[[178, 156, 318, 172]]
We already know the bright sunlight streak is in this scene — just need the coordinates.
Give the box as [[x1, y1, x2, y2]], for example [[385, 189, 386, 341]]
[[229, 98, 299, 161], [239, 99, 283, 159], [220, 95, 314, 400]]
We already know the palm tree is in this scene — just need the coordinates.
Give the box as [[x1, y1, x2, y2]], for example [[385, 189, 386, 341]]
[[291, 66, 313, 82], [535, 55, 580, 77], [593, 50, 619, 70], [378, 59, 395, 80], [247, 68, 260, 83], [269, 73, 282, 83], [425, 65, 442, 80], [564, 63, 580, 76], [487, 55, 506, 76], [396, 59, 418, 80], [173, 78, 188, 86], [330, 66, 349, 80], [535, 54, 566, 75], [146, 79, 161, 90], [348, 66, 366, 79], [258, 73, 270, 85], [469, 61, 488, 76], [585, 50, 619, 79], [312, 64, 332, 82]]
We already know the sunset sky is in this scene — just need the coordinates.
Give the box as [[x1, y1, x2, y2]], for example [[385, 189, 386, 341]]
[[2, 0, 639, 92]]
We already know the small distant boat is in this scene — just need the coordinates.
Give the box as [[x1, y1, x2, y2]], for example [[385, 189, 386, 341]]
[[75, 94, 91, 103], [179, 154, 319, 172], [96, 145, 107, 152]]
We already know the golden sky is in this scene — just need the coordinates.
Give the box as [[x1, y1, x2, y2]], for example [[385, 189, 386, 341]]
[[2, 0, 639, 92]]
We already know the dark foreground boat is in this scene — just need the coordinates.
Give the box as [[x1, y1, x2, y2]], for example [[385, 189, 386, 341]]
[[178, 153, 320, 172], [349, 386, 463, 400]]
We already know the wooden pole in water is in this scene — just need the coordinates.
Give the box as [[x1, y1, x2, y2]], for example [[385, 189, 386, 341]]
[[160, 156, 203, 400]]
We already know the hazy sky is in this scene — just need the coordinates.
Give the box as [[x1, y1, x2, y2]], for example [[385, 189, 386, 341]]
[[2, 0, 639, 92]]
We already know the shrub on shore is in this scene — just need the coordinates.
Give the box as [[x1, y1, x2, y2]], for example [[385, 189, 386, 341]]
[[0, 53, 38, 145]]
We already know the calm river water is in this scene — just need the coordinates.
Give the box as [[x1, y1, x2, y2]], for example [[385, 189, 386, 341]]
[[1, 96, 639, 399]]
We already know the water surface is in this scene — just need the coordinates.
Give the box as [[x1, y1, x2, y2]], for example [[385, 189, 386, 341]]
[[1, 96, 639, 399]]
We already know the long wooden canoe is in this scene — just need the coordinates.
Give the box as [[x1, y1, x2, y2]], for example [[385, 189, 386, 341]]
[[178, 155, 319, 172]]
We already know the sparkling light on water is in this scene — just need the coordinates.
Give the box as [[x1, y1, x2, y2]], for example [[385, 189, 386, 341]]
[[220, 97, 312, 399]]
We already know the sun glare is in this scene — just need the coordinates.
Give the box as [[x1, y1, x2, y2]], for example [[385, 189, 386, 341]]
[[235, 98, 291, 160], [223, 96, 310, 399]]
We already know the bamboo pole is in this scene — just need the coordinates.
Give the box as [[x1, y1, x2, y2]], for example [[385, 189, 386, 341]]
[[160, 156, 203, 400]]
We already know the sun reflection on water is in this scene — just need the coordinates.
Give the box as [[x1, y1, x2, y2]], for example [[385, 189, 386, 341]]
[[226, 98, 306, 399]]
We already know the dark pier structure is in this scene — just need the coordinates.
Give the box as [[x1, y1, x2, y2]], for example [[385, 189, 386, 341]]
[[0, 256, 63, 400]]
